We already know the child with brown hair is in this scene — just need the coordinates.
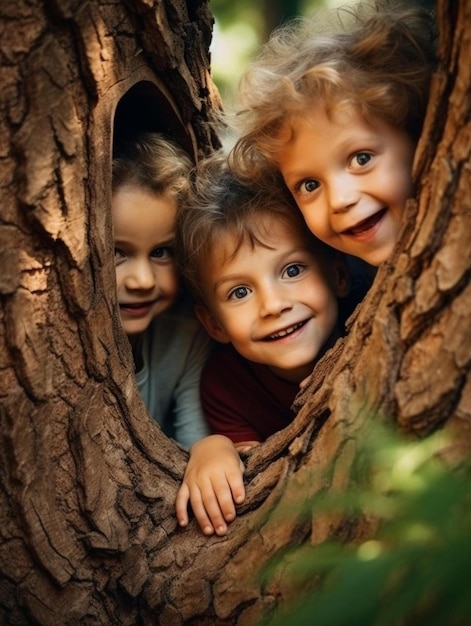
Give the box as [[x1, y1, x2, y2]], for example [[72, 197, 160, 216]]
[[112, 133, 212, 448], [174, 0, 437, 535], [174, 154, 353, 535]]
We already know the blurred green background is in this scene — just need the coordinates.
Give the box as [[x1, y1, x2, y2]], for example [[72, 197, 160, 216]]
[[209, 0, 343, 106], [209, 0, 435, 107]]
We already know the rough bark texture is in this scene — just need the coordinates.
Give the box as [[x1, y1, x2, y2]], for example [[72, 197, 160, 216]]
[[0, 0, 470, 624]]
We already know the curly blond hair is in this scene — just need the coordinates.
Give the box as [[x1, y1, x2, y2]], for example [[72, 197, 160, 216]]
[[229, 0, 437, 181]]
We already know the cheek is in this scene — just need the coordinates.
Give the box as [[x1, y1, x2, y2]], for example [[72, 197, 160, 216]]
[[154, 264, 179, 298], [216, 309, 246, 341], [382, 173, 411, 226], [170, 269, 181, 296], [325, 296, 339, 329], [386, 151, 414, 201], [316, 285, 337, 311], [399, 170, 414, 203], [308, 278, 339, 321], [114, 265, 126, 292], [301, 211, 330, 242], [164, 268, 180, 296]]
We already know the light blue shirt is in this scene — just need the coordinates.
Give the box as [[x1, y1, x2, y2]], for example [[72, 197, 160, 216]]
[[134, 307, 212, 448]]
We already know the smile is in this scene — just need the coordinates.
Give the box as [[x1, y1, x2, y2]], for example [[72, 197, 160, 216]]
[[265, 320, 307, 341], [120, 300, 156, 309], [119, 300, 158, 317], [343, 208, 387, 236]]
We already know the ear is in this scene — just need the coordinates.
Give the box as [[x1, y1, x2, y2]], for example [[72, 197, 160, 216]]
[[331, 254, 351, 298], [195, 305, 231, 344]]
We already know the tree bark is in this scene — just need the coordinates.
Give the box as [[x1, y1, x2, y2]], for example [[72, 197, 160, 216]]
[[0, 0, 469, 624]]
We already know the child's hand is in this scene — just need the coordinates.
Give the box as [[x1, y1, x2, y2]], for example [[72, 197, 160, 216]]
[[299, 374, 312, 389], [176, 434, 246, 536]]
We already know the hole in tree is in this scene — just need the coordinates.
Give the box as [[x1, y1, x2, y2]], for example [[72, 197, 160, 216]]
[[112, 81, 194, 159]]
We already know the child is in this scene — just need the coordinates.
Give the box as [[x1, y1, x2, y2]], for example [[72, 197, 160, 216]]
[[112, 133, 212, 448], [229, 0, 437, 267], [174, 154, 351, 535]]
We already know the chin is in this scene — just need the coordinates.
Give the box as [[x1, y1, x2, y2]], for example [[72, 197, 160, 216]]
[[369, 247, 395, 266], [123, 321, 148, 336]]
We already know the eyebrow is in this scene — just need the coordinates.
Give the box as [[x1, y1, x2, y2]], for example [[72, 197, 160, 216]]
[[213, 273, 247, 295], [282, 169, 315, 187], [154, 238, 174, 247], [212, 245, 313, 293], [283, 131, 383, 179], [113, 236, 175, 249]]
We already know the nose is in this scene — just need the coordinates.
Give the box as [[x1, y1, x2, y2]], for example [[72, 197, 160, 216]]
[[259, 283, 292, 318], [125, 258, 156, 291], [327, 175, 360, 213]]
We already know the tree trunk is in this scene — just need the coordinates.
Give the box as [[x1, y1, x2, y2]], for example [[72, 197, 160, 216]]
[[0, 0, 469, 624]]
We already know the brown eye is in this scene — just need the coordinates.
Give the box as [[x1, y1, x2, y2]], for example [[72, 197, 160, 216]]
[[150, 246, 173, 260]]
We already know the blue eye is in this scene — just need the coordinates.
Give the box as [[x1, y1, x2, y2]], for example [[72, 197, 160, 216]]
[[283, 263, 304, 279], [229, 286, 250, 300], [302, 179, 319, 193]]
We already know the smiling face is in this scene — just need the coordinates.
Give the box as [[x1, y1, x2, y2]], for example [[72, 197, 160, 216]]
[[275, 104, 415, 266], [196, 215, 342, 383], [112, 184, 180, 336]]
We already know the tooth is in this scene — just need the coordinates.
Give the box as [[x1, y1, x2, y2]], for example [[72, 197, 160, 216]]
[[270, 323, 300, 340]]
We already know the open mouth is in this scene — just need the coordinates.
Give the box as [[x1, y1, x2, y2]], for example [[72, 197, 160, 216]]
[[264, 320, 308, 341], [343, 208, 387, 236]]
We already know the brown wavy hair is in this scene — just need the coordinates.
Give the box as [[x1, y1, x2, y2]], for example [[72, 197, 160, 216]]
[[174, 151, 340, 304], [112, 132, 193, 201]]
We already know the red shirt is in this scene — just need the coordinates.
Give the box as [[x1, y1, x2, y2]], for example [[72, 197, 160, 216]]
[[201, 344, 299, 444]]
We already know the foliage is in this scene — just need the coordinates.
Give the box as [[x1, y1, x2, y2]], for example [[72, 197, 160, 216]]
[[209, 0, 436, 105], [209, 0, 326, 104], [258, 426, 471, 626]]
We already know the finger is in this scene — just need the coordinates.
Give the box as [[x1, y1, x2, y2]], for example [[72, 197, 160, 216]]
[[175, 483, 190, 527], [189, 487, 220, 536], [228, 471, 246, 506], [196, 482, 229, 536], [208, 473, 243, 522]]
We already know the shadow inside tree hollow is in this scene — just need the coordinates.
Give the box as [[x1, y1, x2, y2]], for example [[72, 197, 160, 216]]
[[112, 80, 194, 160]]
